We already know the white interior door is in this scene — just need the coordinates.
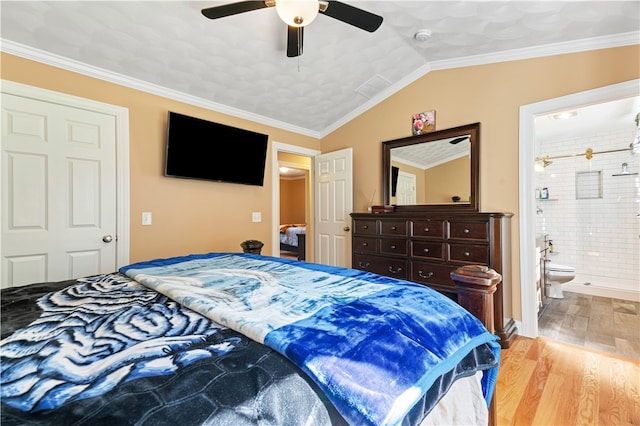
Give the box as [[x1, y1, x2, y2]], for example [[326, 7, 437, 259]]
[[1, 93, 118, 287], [396, 171, 416, 205], [314, 148, 353, 267]]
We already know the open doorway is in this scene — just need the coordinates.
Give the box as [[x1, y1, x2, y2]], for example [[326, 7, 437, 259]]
[[518, 79, 639, 339], [271, 142, 320, 261], [278, 155, 310, 260]]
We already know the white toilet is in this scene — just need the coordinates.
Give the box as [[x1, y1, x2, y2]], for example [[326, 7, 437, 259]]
[[546, 263, 576, 299]]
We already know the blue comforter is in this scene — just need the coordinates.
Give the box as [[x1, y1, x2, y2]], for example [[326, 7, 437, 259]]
[[120, 253, 500, 426], [0, 273, 348, 425]]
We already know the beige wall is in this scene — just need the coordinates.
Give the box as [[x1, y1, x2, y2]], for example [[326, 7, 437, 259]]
[[279, 179, 306, 224], [278, 152, 312, 166], [423, 156, 470, 204], [1, 53, 320, 262], [390, 160, 427, 204], [2, 46, 639, 322], [322, 45, 640, 321]]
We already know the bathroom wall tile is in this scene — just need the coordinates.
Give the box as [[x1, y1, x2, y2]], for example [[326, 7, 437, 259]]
[[535, 127, 639, 291]]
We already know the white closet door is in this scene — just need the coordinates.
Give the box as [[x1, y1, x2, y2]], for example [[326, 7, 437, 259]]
[[2, 93, 117, 287]]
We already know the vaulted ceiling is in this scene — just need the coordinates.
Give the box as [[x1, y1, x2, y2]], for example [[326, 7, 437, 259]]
[[1, 1, 638, 137]]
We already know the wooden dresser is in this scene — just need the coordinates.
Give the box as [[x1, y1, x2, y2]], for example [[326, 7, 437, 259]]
[[350, 211, 517, 348]]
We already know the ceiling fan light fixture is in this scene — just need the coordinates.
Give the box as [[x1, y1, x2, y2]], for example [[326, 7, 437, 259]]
[[449, 136, 469, 145], [550, 110, 577, 120], [276, 0, 319, 27]]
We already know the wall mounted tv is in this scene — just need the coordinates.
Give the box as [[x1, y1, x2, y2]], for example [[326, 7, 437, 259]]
[[165, 111, 269, 186]]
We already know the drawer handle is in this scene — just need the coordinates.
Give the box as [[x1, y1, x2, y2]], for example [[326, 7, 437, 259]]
[[418, 271, 434, 279], [463, 228, 470, 234], [358, 262, 370, 268], [390, 245, 397, 249], [464, 251, 471, 257], [424, 227, 429, 232], [362, 242, 368, 247], [363, 225, 369, 229], [388, 266, 402, 274], [391, 226, 397, 230], [423, 248, 430, 253]]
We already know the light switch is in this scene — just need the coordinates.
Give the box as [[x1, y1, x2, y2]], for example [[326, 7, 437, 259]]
[[252, 212, 261, 222], [142, 212, 152, 225]]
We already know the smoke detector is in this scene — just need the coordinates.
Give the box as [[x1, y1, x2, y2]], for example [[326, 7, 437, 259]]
[[414, 29, 432, 42]]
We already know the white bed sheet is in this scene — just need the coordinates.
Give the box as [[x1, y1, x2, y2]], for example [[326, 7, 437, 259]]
[[419, 372, 488, 425]]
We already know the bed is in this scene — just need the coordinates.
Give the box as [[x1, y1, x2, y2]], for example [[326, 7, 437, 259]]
[[1, 253, 500, 426], [279, 224, 306, 260]]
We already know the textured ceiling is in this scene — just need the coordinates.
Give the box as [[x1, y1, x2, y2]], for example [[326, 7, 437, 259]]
[[391, 135, 470, 170], [1, 1, 639, 137]]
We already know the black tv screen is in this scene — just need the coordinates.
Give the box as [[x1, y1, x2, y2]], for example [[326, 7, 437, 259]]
[[391, 166, 399, 197], [165, 111, 269, 186]]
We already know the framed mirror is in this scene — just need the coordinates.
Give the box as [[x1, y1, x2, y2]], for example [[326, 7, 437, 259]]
[[382, 122, 479, 212]]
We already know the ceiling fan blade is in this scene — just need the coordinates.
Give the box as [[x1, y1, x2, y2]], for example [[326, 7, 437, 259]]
[[287, 26, 303, 57], [450, 136, 470, 145], [321, 1, 383, 32], [202, 1, 269, 20]]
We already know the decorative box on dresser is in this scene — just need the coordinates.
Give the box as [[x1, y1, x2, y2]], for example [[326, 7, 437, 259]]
[[351, 211, 517, 348]]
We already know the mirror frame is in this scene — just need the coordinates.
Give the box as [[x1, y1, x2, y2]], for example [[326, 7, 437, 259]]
[[382, 122, 480, 212]]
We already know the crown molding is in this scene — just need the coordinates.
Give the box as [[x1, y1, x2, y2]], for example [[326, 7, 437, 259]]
[[429, 31, 640, 71], [2, 31, 637, 140], [0, 39, 321, 139], [320, 31, 640, 137]]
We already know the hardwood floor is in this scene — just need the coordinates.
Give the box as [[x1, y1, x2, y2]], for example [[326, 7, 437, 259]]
[[496, 335, 640, 425], [538, 291, 640, 359], [279, 251, 298, 260]]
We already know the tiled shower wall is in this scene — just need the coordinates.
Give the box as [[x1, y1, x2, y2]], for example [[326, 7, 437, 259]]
[[535, 127, 639, 294]]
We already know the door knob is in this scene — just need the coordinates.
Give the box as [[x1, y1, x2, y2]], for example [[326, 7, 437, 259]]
[[102, 235, 113, 243], [343, 226, 350, 232]]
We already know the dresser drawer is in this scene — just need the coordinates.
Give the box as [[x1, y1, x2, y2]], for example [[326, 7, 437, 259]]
[[353, 236, 377, 253], [448, 243, 489, 264], [353, 219, 378, 235], [448, 221, 488, 241], [380, 238, 408, 256], [412, 220, 445, 238], [351, 211, 513, 349], [353, 254, 407, 279], [411, 241, 444, 260], [381, 220, 408, 236], [411, 261, 456, 288]]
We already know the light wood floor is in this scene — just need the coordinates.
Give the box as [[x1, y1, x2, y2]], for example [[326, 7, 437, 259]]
[[496, 335, 640, 425], [279, 251, 298, 260]]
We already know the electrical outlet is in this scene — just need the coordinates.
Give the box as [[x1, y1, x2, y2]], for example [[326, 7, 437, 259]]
[[252, 212, 261, 222], [142, 212, 152, 225]]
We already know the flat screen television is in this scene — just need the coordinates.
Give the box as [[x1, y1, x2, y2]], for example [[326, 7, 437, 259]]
[[165, 111, 269, 186]]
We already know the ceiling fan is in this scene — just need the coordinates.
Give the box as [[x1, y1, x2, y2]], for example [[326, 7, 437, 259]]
[[201, 0, 383, 57]]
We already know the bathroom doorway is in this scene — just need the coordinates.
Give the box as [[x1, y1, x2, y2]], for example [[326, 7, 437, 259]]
[[534, 97, 639, 302], [518, 79, 640, 345], [532, 95, 640, 359]]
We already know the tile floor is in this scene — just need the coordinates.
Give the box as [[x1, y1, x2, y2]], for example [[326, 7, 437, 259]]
[[538, 290, 640, 359]]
